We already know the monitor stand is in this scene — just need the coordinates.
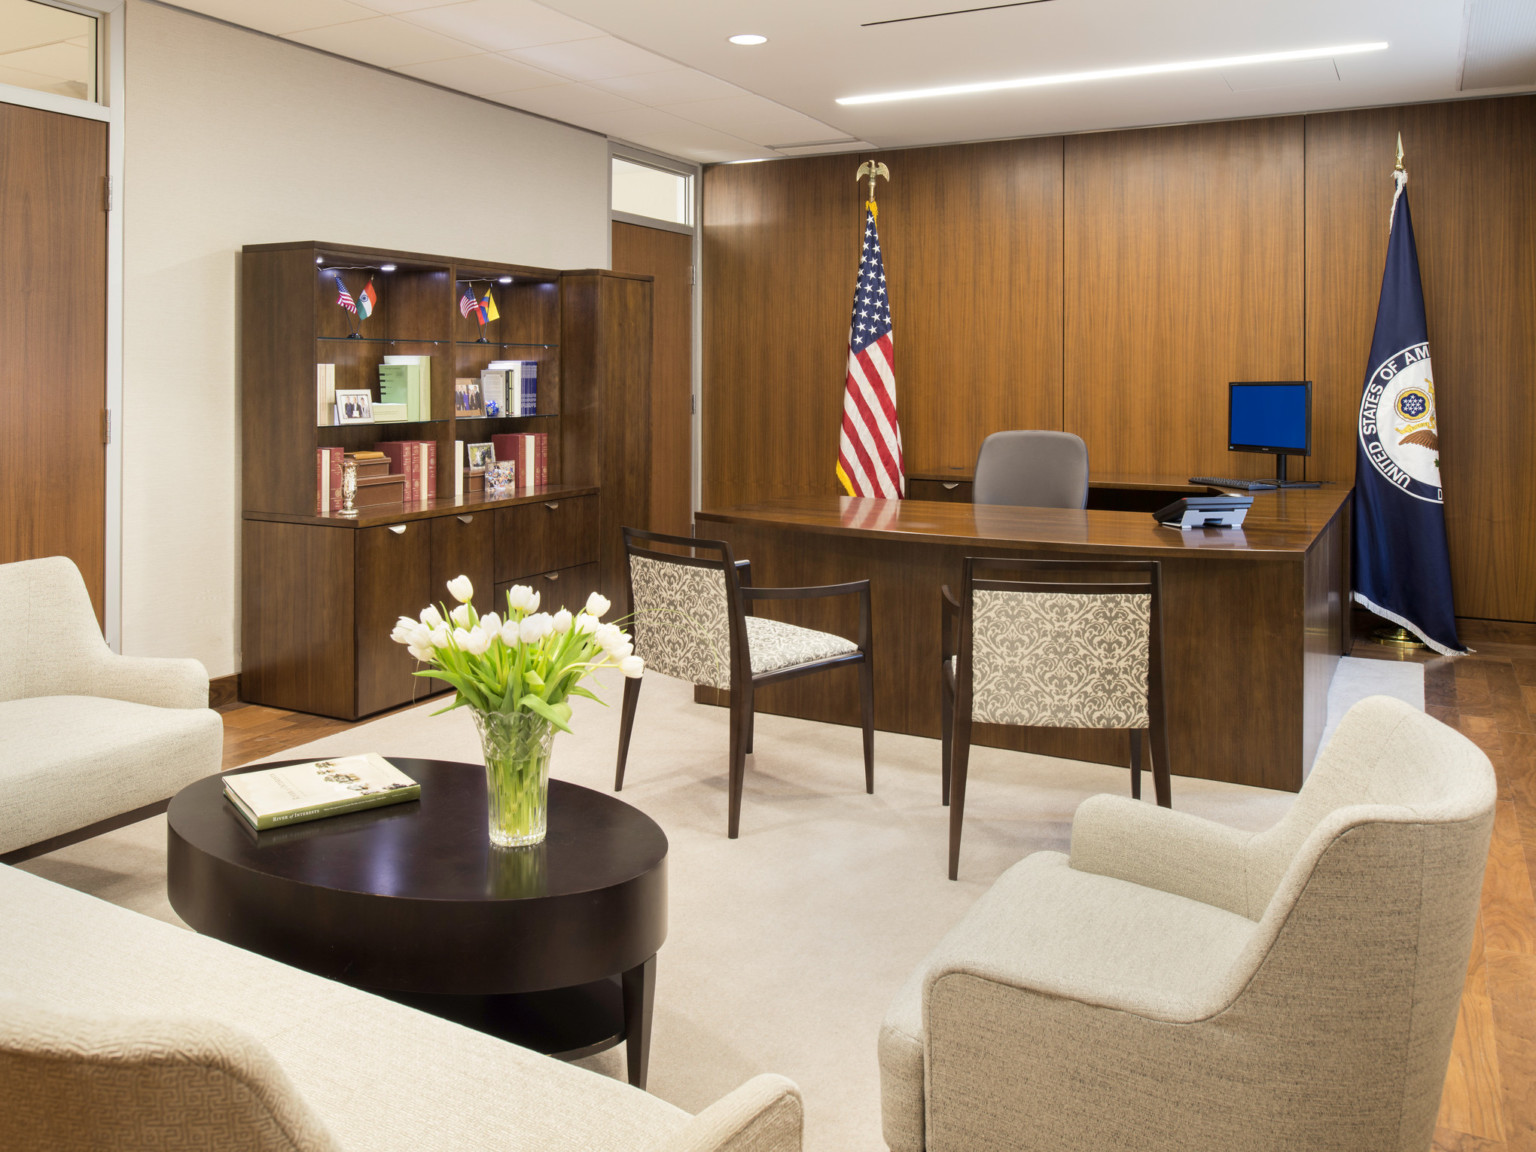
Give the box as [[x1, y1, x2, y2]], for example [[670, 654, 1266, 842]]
[[1275, 454, 1320, 489]]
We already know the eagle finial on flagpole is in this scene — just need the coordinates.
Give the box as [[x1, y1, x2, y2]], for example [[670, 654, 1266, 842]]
[[856, 160, 890, 217]]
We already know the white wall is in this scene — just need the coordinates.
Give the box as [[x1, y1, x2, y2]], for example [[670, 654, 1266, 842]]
[[122, 0, 609, 677]]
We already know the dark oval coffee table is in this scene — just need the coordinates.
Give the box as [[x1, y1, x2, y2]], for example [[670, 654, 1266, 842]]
[[166, 759, 667, 1088]]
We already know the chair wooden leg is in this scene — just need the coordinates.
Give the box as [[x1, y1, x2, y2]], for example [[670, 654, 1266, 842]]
[[1151, 721, 1173, 809], [859, 657, 875, 794], [614, 676, 643, 792], [940, 673, 953, 807], [947, 718, 973, 881], [727, 685, 748, 839], [1129, 728, 1142, 801]]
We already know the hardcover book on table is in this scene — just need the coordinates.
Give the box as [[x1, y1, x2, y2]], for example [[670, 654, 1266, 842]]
[[223, 754, 419, 831]]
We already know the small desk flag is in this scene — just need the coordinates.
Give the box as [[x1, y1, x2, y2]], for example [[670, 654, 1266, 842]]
[[1352, 154, 1465, 654], [836, 204, 904, 498], [459, 284, 477, 319], [481, 289, 500, 323], [357, 278, 376, 321], [334, 274, 356, 315]]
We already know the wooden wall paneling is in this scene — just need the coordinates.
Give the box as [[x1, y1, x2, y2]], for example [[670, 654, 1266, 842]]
[[0, 104, 109, 621], [612, 221, 694, 538], [703, 155, 863, 507], [1306, 97, 1536, 623], [879, 139, 1065, 476], [240, 520, 354, 717], [1063, 117, 1307, 482]]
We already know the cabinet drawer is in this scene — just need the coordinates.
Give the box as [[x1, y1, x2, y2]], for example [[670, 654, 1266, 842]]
[[496, 562, 601, 615], [355, 520, 432, 718], [908, 478, 973, 503], [494, 495, 597, 582]]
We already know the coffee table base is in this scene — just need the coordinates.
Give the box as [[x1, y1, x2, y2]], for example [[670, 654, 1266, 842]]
[[379, 954, 655, 1089]]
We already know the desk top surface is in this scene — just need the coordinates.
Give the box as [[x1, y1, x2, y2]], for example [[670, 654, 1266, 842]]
[[696, 487, 1351, 560]]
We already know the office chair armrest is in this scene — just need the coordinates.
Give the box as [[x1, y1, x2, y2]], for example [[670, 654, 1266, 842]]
[[1068, 794, 1254, 917], [742, 580, 872, 654], [648, 1074, 803, 1152]]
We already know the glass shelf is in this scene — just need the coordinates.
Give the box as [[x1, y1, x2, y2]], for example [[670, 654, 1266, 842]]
[[317, 419, 451, 429], [454, 341, 558, 349], [317, 336, 447, 345], [454, 413, 557, 422]]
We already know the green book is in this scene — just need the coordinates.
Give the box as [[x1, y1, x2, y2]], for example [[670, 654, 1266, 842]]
[[378, 363, 421, 421], [383, 354, 431, 421], [222, 753, 420, 831]]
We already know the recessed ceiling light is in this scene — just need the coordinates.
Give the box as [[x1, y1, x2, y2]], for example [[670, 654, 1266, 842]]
[[836, 41, 1388, 104], [729, 34, 768, 45]]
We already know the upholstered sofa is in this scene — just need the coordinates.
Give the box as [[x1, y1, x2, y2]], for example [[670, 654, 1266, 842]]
[[0, 863, 802, 1150], [880, 695, 1495, 1152], [0, 555, 223, 862]]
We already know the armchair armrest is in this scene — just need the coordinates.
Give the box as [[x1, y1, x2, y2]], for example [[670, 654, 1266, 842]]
[[648, 1074, 802, 1152], [1068, 794, 1256, 918], [79, 652, 211, 711], [734, 559, 752, 586], [742, 580, 872, 653]]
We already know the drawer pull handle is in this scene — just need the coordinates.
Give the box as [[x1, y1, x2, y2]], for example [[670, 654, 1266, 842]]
[[387, 524, 408, 535], [542, 572, 560, 581], [544, 502, 560, 510], [942, 482, 959, 490], [457, 515, 474, 524]]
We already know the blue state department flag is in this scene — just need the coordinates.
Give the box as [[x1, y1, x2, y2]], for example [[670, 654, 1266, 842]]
[[1352, 162, 1466, 655]]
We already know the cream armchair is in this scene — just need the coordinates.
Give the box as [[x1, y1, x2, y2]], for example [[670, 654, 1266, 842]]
[[0, 556, 223, 861], [880, 695, 1495, 1152]]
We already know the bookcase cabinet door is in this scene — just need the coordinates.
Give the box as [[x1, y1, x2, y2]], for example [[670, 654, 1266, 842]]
[[430, 513, 495, 616], [493, 496, 597, 584], [355, 522, 432, 717]]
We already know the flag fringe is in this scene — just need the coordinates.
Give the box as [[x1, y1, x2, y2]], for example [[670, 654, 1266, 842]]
[[1351, 590, 1470, 656]]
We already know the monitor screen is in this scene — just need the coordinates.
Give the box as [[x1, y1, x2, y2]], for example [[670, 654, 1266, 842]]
[[1229, 382, 1311, 456]]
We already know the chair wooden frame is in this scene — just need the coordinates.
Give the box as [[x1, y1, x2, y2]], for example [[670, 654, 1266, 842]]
[[615, 527, 875, 838], [942, 556, 1170, 880]]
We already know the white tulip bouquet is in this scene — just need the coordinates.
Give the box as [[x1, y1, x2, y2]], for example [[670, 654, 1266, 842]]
[[389, 576, 643, 847]]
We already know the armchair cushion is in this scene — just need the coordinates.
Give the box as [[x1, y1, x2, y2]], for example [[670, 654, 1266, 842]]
[[0, 696, 223, 856], [745, 617, 856, 676], [647, 1074, 802, 1152]]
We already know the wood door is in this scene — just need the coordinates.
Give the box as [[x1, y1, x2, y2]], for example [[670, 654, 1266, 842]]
[[612, 222, 692, 536], [0, 103, 108, 621]]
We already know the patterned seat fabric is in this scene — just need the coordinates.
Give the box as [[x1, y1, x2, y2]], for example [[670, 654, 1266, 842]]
[[970, 589, 1150, 729], [746, 617, 857, 676]]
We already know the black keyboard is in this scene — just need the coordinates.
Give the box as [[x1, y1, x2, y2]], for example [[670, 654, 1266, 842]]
[[1189, 476, 1278, 491]]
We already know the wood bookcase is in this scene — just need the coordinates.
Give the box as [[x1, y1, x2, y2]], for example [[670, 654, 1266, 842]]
[[240, 241, 651, 720]]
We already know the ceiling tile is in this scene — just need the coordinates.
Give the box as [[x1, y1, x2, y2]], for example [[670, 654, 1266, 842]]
[[602, 107, 768, 162], [659, 93, 845, 146], [169, 0, 380, 36], [490, 80, 645, 130], [589, 66, 746, 105], [396, 51, 566, 94], [288, 15, 481, 67], [505, 34, 676, 82], [399, 0, 606, 52], [350, 0, 469, 11]]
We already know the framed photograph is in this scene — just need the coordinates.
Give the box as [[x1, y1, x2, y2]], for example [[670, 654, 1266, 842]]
[[466, 441, 495, 474], [454, 378, 485, 418], [485, 460, 516, 495], [334, 389, 374, 424]]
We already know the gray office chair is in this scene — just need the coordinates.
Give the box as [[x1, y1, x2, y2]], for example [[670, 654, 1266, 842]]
[[972, 430, 1089, 508]]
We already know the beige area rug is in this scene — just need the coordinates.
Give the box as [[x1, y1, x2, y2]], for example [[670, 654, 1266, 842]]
[[21, 657, 1421, 1151]]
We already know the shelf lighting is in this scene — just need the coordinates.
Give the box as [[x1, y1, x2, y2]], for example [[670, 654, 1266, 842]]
[[380, 263, 397, 272], [315, 257, 324, 265], [729, 33, 768, 45], [835, 41, 1388, 105], [499, 276, 513, 284]]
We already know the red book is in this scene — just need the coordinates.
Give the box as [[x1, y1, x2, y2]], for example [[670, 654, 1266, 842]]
[[536, 432, 548, 486], [316, 447, 343, 513], [375, 441, 417, 502], [491, 433, 519, 470], [418, 440, 437, 501]]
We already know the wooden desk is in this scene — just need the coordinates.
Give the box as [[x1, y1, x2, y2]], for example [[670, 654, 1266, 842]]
[[694, 485, 1352, 793]]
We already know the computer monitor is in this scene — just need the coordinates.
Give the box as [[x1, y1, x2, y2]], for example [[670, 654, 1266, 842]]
[[1228, 381, 1315, 486]]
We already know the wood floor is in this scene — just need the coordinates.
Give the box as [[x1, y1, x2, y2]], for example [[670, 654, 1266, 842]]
[[218, 639, 1536, 1148]]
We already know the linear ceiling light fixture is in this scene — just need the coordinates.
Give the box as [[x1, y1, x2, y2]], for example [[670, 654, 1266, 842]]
[[835, 41, 1387, 104], [729, 33, 768, 45]]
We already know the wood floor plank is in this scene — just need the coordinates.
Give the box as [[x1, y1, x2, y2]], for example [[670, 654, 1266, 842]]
[[1437, 913, 1508, 1141], [1484, 950, 1536, 1150], [1481, 800, 1536, 955]]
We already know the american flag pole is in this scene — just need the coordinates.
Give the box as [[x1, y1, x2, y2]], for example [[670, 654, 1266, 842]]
[[836, 161, 904, 499]]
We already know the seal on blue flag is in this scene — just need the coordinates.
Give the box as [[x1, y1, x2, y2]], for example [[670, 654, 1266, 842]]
[[1359, 341, 1442, 503]]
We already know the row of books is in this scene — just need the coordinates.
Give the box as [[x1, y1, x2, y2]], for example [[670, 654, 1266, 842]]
[[484, 360, 538, 417], [317, 432, 547, 512], [315, 357, 433, 426]]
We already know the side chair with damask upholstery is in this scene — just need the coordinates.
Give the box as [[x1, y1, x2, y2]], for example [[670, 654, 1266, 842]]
[[941, 556, 1169, 879], [615, 527, 875, 839]]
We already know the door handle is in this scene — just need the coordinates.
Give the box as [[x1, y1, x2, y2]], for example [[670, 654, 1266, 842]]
[[457, 515, 474, 524], [942, 482, 959, 490], [387, 524, 408, 535]]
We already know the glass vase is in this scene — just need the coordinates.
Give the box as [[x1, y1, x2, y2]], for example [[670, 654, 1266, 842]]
[[473, 708, 555, 848]]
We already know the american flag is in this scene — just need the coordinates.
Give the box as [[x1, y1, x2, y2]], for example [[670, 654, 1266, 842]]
[[459, 284, 477, 318], [334, 274, 356, 315], [836, 207, 904, 498]]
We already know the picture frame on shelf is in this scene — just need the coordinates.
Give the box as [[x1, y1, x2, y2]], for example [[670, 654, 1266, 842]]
[[466, 441, 494, 474], [454, 377, 485, 418], [335, 389, 375, 424], [485, 460, 515, 496]]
